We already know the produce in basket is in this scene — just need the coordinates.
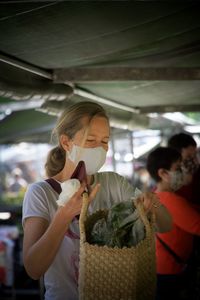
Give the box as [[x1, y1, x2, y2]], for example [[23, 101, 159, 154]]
[[88, 196, 147, 248], [78, 190, 156, 300]]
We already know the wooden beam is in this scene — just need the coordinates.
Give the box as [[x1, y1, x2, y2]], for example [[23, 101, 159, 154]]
[[54, 67, 200, 82], [0, 79, 73, 101], [139, 104, 200, 113]]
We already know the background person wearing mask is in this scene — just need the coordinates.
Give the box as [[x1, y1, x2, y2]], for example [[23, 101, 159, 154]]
[[22, 101, 172, 300], [147, 146, 200, 300], [168, 132, 200, 206], [168, 133, 200, 299]]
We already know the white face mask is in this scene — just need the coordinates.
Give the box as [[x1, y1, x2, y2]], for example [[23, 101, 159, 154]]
[[68, 144, 107, 175]]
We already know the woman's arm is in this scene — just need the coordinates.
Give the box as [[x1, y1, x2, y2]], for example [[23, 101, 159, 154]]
[[23, 183, 100, 280], [139, 192, 173, 233], [23, 207, 71, 280], [162, 193, 200, 235], [153, 203, 173, 233], [119, 175, 172, 233]]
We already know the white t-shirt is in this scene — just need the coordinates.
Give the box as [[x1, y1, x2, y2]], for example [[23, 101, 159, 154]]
[[22, 172, 135, 300]]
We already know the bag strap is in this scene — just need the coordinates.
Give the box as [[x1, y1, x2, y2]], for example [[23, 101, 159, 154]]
[[45, 178, 62, 194], [79, 192, 89, 243], [157, 235, 186, 265]]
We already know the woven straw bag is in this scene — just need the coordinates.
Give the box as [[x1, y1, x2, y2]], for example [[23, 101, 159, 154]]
[[79, 193, 156, 300]]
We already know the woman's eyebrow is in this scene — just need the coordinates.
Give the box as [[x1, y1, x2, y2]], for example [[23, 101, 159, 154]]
[[87, 134, 110, 138]]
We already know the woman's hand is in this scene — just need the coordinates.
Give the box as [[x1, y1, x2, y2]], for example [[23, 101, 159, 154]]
[[135, 192, 172, 232], [136, 192, 162, 213], [58, 182, 101, 222]]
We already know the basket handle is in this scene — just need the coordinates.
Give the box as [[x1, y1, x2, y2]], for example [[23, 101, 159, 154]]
[[79, 192, 89, 243], [79, 193, 155, 243], [134, 199, 155, 237]]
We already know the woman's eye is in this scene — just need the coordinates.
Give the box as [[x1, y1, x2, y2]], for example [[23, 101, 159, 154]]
[[86, 139, 109, 145], [86, 140, 95, 143]]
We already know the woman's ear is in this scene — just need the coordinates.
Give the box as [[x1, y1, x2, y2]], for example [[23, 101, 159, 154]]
[[60, 134, 72, 151]]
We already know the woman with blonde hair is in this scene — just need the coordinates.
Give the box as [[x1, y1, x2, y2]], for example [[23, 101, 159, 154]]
[[22, 101, 172, 300]]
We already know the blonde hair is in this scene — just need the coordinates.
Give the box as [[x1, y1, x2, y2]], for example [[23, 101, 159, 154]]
[[45, 101, 109, 177]]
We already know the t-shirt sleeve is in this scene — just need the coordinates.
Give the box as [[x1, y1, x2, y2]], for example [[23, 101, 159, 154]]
[[22, 182, 50, 227], [109, 172, 135, 203], [120, 175, 135, 201]]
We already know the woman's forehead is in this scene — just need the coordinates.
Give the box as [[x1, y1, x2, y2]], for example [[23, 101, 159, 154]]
[[83, 116, 109, 132], [76, 115, 110, 138]]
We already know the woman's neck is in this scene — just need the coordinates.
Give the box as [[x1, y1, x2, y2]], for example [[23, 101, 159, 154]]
[[51, 159, 71, 182]]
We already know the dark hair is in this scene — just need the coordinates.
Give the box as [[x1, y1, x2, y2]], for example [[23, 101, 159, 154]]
[[146, 147, 181, 182], [168, 133, 197, 153], [45, 101, 109, 177]]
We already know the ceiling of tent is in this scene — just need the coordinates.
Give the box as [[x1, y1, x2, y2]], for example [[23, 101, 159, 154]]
[[0, 1, 200, 143]]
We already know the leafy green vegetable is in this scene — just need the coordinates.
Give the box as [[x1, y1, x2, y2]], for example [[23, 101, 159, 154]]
[[89, 200, 145, 248]]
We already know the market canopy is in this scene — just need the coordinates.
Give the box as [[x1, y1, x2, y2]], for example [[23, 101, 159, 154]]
[[0, 1, 200, 143]]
